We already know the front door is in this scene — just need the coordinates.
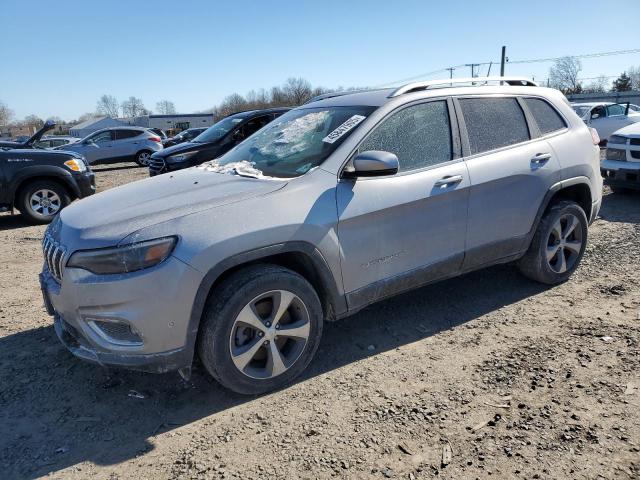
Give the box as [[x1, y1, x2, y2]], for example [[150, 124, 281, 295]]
[[83, 130, 116, 163], [336, 99, 469, 310]]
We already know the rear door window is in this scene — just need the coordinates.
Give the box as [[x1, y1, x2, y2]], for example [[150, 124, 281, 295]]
[[459, 97, 530, 155], [523, 98, 567, 135], [115, 129, 142, 140], [359, 100, 452, 172]]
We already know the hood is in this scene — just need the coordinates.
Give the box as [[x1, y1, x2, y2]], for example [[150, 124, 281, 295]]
[[612, 122, 640, 138], [0, 120, 57, 149], [57, 166, 286, 249], [156, 141, 211, 157]]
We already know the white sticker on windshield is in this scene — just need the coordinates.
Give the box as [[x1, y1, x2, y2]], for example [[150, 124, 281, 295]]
[[322, 115, 366, 144]]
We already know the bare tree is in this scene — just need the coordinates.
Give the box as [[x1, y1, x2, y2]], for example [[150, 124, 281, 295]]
[[156, 100, 176, 115], [283, 77, 313, 105], [583, 75, 609, 94], [625, 66, 639, 90], [77, 112, 98, 123], [549, 57, 582, 94], [121, 96, 147, 117], [96, 94, 120, 117], [22, 114, 44, 130], [0, 100, 13, 126]]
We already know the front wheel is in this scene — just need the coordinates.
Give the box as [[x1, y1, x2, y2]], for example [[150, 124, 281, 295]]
[[17, 180, 70, 224], [197, 265, 323, 395], [518, 200, 588, 285], [135, 150, 152, 167]]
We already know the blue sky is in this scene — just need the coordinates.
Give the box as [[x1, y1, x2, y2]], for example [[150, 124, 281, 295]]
[[1, 0, 639, 121]]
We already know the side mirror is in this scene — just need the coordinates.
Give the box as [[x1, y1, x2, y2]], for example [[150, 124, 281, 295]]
[[591, 112, 601, 120], [345, 150, 399, 178]]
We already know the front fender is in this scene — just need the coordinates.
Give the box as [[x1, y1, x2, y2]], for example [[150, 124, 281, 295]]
[[9, 165, 80, 200]]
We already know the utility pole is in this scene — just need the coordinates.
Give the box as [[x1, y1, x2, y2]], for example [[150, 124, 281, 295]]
[[446, 67, 455, 79], [465, 63, 480, 78], [500, 46, 507, 76]]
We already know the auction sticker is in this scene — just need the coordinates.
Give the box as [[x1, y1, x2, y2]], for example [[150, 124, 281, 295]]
[[322, 115, 366, 144]]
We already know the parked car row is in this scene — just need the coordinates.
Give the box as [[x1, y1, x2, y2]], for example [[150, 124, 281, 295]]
[[38, 77, 605, 394], [571, 101, 640, 144]]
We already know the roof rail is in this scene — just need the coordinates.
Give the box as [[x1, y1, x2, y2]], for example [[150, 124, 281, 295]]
[[305, 87, 389, 104], [388, 76, 538, 98]]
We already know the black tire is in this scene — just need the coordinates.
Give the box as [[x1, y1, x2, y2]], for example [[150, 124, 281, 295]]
[[134, 150, 152, 167], [518, 200, 588, 285], [17, 180, 71, 224], [197, 264, 323, 395]]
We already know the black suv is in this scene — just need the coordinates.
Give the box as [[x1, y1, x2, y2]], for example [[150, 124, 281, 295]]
[[148, 108, 290, 175], [0, 147, 95, 223]]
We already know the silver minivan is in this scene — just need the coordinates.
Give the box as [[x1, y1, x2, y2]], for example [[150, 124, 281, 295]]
[[60, 127, 163, 165], [41, 77, 602, 394]]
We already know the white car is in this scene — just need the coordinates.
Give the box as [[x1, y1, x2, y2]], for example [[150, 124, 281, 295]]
[[571, 102, 640, 143], [600, 122, 640, 192]]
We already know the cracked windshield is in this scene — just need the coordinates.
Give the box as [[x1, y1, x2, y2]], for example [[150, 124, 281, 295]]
[[206, 106, 376, 178]]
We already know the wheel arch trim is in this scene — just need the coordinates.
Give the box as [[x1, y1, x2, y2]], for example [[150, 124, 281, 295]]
[[183, 241, 346, 365]]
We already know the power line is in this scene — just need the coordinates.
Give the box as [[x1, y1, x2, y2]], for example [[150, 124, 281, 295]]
[[374, 48, 640, 88]]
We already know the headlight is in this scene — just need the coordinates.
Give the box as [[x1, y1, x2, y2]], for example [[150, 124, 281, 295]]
[[64, 159, 86, 172], [67, 237, 177, 274], [166, 151, 198, 164]]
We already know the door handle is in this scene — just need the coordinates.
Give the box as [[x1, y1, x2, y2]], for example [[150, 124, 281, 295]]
[[434, 175, 463, 188], [531, 153, 551, 164]]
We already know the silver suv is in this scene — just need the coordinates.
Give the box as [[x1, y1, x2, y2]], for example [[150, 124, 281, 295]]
[[59, 127, 163, 165], [40, 77, 602, 394]]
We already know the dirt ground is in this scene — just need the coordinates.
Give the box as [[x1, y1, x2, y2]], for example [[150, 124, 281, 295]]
[[0, 163, 638, 480]]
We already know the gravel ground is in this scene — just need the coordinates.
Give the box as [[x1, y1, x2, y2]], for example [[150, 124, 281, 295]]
[[0, 163, 638, 480]]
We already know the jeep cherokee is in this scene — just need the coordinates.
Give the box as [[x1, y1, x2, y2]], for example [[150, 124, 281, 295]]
[[40, 77, 602, 394]]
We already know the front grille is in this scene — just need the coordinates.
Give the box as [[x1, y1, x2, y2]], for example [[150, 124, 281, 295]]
[[630, 138, 640, 146], [42, 235, 66, 282], [148, 156, 166, 174], [632, 150, 640, 160]]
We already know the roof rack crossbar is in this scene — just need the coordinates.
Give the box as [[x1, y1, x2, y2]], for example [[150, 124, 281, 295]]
[[388, 76, 538, 98]]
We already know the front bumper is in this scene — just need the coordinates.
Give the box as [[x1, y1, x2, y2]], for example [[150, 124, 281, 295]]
[[600, 159, 640, 190], [40, 255, 203, 373], [72, 171, 96, 198]]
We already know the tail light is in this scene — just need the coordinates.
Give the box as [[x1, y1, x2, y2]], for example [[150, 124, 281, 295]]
[[589, 128, 600, 146], [149, 136, 161, 142]]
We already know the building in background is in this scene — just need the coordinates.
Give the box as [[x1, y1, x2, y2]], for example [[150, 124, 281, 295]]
[[69, 117, 129, 138], [129, 113, 215, 134]]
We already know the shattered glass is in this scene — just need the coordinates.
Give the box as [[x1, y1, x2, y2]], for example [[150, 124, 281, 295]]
[[460, 97, 530, 155]]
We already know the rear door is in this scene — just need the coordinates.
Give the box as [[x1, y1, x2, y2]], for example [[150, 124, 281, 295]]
[[457, 95, 561, 270], [336, 99, 470, 309], [113, 129, 143, 159]]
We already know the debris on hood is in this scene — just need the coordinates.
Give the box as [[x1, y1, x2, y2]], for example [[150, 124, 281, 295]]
[[197, 159, 279, 180]]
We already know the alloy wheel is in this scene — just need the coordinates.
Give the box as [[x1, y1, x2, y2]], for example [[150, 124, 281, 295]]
[[229, 290, 311, 380], [30, 189, 61, 216], [137, 152, 151, 166], [546, 213, 583, 273]]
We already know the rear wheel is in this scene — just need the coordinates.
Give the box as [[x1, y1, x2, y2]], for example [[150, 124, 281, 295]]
[[18, 180, 71, 224], [135, 150, 152, 167], [198, 264, 323, 395], [518, 200, 588, 285]]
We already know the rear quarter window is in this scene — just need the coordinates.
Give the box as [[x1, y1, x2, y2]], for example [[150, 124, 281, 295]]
[[523, 98, 566, 135], [459, 97, 530, 155]]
